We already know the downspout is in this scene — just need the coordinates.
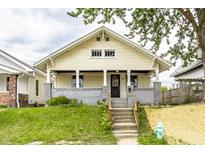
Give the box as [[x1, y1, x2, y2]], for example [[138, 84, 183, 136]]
[[16, 74, 24, 108]]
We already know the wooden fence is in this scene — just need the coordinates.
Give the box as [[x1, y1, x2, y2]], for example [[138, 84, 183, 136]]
[[161, 84, 204, 105]]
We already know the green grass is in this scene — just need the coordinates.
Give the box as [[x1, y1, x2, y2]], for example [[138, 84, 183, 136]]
[[137, 106, 167, 145], [0, 105, 116, 144]]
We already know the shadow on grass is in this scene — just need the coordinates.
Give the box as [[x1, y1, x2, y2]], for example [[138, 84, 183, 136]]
[[137, 106, 168, 145]]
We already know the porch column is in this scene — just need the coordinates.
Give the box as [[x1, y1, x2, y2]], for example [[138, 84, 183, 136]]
[[155, 64, 159, 82], [46, 64, 51, 83], [103, 69, 107, 86], [76, 70, 80, 88], [127, 69, 131, 86], [45, 63, 52, 105], [155, 69, 159, 82]]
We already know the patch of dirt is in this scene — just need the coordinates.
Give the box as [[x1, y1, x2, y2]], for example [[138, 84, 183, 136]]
[[145, 103, 205, 145], [27, 141, 43, 145], [55, 140, 85, 145]]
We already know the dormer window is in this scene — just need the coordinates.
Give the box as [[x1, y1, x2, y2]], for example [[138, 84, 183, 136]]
[[96, 37, 101, 41], [104, 49, 116, 57], [91, 49, 102, 57]]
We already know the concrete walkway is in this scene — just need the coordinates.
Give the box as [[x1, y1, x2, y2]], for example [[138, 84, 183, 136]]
[[117, 138, 139, 145]]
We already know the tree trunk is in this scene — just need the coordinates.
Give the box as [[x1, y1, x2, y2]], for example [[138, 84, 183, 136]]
[[200, 26, 205, 102]]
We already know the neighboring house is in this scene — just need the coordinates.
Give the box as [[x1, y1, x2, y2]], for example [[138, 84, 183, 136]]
[[0, 50, 46, 107], [34, 26, 171, 105], [171, 60, 204, 81], [171, 60, 204, 83]]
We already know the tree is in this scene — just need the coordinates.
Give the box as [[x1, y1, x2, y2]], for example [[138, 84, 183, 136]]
[[68, 9, 205, 66], [67, 8, 205, 100]]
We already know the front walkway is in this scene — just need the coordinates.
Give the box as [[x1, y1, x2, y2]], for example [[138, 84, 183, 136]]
[[117, 138, 138, 145]]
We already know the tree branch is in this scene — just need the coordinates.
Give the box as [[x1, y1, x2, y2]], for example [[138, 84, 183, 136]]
[[178, 8, 198, 33], [199, 9, 205, 30]]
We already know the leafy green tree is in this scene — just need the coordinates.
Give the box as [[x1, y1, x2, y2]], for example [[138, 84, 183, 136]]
[[160, 86, 168, 93], [68, 9, 205, 66], [68, 8, 205, 100]]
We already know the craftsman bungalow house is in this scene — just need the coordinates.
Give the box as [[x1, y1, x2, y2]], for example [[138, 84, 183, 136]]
[[34, 26, 171, 105]]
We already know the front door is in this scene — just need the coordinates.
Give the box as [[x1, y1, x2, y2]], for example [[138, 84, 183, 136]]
[[111, 75, 120, 97]]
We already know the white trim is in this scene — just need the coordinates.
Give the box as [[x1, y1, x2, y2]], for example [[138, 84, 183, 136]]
[[46, 64, 51, 83], [76, 70, 80, 88], [103, 69, 107, 86], [0, 50, 33, 72], [127, 70, 131, 86], [0, 64, 20, 74], [16, 74, 25, 108]]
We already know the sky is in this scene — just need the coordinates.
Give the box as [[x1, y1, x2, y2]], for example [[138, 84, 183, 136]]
[[0, 8, 180, 87]]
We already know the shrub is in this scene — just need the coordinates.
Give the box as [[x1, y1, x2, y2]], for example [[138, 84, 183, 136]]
[[47, 96, 69, 106], [47, 96, 79, 107], [0, 104, 7, 108], [99, 101, 112, 130], [69, 98, 78, 106]]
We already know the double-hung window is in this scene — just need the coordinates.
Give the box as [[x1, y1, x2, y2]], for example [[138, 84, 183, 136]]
[[104, 49, 116, 57], [72, 75, 84, 88], [91, 49, 102, 58]]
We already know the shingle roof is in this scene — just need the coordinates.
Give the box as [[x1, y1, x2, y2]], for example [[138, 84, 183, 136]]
[[170, 60, 203, 77]]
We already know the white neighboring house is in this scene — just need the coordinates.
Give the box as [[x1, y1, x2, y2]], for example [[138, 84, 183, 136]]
[[0, 50, 46, 107], [170, 60, 204, 83]]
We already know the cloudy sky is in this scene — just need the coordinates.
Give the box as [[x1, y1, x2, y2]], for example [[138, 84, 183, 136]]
[[0, 8, 180, 86]]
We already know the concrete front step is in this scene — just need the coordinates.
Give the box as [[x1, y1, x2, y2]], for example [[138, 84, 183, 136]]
[[112, 130, 138, 134], [112, 104, 130, 108], [114, 118, 135, 123], [112, 112, 133, 116], [113, 122, 137, 130], [111, 108, 132, 111], [111, 98, 127, 103], [113, 115, 134, 120], [114, 134, 138, 139]]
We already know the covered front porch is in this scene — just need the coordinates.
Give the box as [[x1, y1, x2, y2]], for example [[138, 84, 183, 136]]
[[45, 69, 161, 105]]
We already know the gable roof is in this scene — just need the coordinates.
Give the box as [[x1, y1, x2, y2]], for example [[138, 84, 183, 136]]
[[34, 26, 171, 71], [0, 49, 34, 72], [0, 49, 46, 77], [170, 60, 203, 77]]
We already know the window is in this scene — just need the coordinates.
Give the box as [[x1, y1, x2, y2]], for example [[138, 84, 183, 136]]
[[6, 77, 10, 91], [96, 37, 101, 41], [91, 49, 102, 57], [105, 37, 110, 41], [72, 75, 84, 88], [104, 49, 116, 57], [35, 80, 39, 96], [131, 75, 138, 88]]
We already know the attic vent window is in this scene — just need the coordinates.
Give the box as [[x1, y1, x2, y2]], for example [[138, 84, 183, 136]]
[[104, 49, 116, 57], [96, 37, 101, 41], [105, 37, 110, 41], [91, 49, 102, 57]]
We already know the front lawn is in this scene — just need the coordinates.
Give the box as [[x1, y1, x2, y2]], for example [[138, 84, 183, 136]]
[[0, 105, 116, 144], [145, 103, 205, 144], [137, 106, 167, 145]]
